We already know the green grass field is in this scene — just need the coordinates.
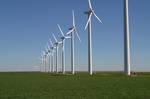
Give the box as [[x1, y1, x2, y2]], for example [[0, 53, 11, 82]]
[[0, 72, 150, 99]]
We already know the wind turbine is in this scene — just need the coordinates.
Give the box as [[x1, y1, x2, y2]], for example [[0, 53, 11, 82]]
[[49, 38, 55, 73], [43, 51, 47, 72], [41, 52, 45, 72], [53, 34, 61, 73], [58, 24, 71, 74], [84, 0, 102, 75], [67, 10, 81, 74], [39, 53, 44, 72], [124, 0, 131, 76], [47, 43, 52, 73], [45, 47, 49, 72]]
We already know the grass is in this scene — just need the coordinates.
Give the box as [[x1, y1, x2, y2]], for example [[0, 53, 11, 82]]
[[0, 72, 150, 99]]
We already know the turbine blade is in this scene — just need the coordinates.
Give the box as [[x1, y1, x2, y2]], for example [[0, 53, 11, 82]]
[[65, 36, 71, 39], [72, 10, 75, 27], [66, 28, 74, 35], [58, 41, 62, 44], [52, 34, 58, 42], [93, 12, 102, 23], [47, 43, 51, 50], [85, 13, 92, 30], [45, 46, 48, 52], [49, 38, 53, 46], [88, 0, 93, 9], [75, 28, 81, 42], [41, 53, 43, 57], [43, 51, 45, 55], [57, 24, 64, 36]]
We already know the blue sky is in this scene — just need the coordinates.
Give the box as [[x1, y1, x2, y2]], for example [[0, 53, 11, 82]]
[[0, 0, 149, 71]]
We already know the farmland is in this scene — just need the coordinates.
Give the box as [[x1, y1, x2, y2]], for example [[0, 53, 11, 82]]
[[0, 72, 150, 99]]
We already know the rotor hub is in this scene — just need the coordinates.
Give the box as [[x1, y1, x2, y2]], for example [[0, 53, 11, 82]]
[[84, 10, 92, 14], [69, 27, 74, 30], [48, 50, 50, 53], [61, 37, 65, 40], [55, 42, 58, 45]]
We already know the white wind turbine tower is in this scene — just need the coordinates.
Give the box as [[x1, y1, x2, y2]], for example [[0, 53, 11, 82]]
[[49, 39, 55, 73], [53, 34, 61, 73], [47, 43, 52, 73], [84, 0, 102, 75], [45, 47, 49, 72], [43, 51, 47, 72], [124, 0, 131, 76], [58, 24, 71, 74], [41, 53, 45, 72], [67, 10, 81, 74], [39, 53, 44, 72]]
